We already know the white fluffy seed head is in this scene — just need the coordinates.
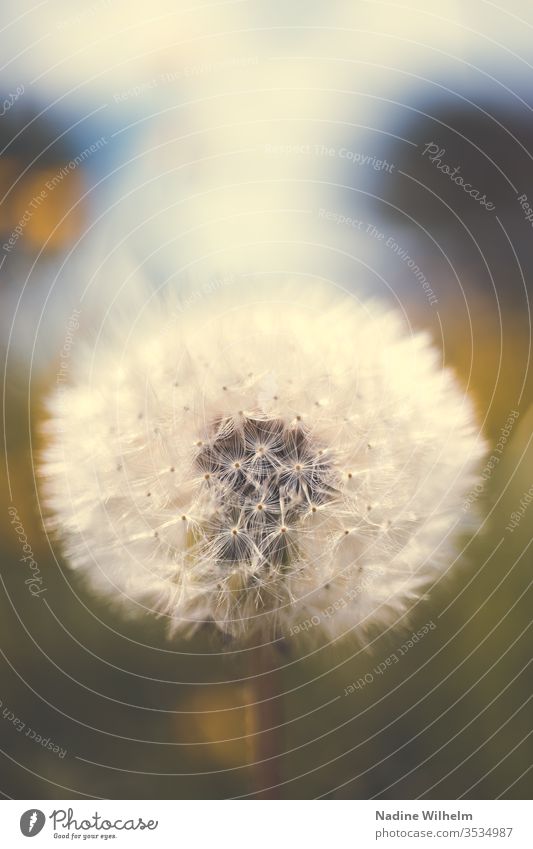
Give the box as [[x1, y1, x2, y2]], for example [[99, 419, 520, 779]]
[[40, 286, 485, 644]]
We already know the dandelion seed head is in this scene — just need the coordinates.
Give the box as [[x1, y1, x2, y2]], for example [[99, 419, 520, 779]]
[[40, 288, 485, 643]]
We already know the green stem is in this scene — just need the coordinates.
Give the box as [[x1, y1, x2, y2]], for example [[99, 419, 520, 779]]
[[245, 644, 284, 799]]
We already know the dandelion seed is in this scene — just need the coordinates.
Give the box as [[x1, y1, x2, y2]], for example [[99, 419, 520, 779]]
[[40, 289, 485, 642]]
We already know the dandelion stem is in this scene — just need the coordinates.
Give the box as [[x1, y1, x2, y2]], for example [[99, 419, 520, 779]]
[[245, 644, 284, 799]]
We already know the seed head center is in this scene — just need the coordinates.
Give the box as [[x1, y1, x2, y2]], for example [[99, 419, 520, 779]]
[[195, 415, 336, 568]]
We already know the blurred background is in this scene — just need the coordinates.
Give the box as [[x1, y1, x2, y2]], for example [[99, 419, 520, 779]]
[[1, 0, 532, 799]]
